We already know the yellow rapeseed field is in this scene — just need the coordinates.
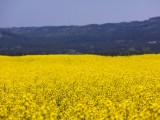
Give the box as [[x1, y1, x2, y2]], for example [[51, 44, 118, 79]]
[[0, 54, 160, 120]]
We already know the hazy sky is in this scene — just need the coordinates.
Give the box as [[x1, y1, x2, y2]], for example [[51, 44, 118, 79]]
[[0, 0, 160, 27]]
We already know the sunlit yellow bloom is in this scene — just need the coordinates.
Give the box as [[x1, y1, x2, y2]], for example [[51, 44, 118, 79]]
[[0, 54, 160, 119]]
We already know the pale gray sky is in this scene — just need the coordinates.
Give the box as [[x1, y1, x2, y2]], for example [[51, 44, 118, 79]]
[[0, 0, 160, 27]]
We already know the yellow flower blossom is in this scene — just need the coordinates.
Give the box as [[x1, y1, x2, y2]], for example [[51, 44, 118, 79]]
[[0, 54, 160, 119]]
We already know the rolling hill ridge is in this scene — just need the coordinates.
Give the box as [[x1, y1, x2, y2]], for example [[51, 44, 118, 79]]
[[0, 17, 160, 55]]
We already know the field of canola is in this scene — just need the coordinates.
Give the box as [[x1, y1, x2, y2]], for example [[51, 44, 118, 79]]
[[0, 54, 160, 120]]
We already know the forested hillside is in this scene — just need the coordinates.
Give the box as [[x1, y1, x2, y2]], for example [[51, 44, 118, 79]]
[[0, 17, 160, 55]]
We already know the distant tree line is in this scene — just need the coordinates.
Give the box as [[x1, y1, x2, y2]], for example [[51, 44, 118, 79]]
[[0, 17, 160, 56]]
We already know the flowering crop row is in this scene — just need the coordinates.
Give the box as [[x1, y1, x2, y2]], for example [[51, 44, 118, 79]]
[[0, 54, 160, 119]]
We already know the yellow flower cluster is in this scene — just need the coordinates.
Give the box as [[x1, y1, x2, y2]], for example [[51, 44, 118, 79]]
[[0, 54, 160, 119]]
